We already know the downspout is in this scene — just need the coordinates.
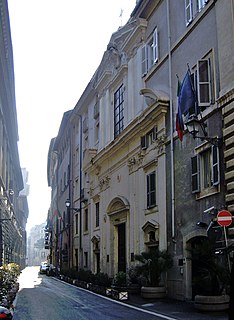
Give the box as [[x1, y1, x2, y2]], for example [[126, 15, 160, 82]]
[[78, 115, 83, 255], [167, 0, 175, 239], [68, 128, 72, 269]]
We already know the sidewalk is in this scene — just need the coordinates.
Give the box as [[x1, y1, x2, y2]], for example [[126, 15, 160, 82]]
[[124, 293, 229, 320]]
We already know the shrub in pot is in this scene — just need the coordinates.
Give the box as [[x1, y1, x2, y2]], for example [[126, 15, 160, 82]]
[[134, 248, 173, 298], [112, 271, 127, 290], [191, 238, 230, 311]]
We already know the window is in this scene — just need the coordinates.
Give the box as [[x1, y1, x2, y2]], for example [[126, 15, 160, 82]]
[[141, 127, 157, 149], [185, 0, 193, 25], [191, 145, 219, 193], [114, 84, 124, 138], [93, 100, 99, 119], [185, 0, 209, 25], [147, 172, 156, 208], [95, 202, 100, 228], [84, 208, 88, 232], [94, 121, 99, 143], [75, 213, 79, 235], [142, 28, 159, 76], [64, 171, 66, 189], [84, 252, 88, 268], [189, 55, 214, 114]]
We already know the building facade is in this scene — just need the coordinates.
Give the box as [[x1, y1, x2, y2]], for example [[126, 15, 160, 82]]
[[27, 222, 49, 266], [47, 0, 234, 300], [47, 111, 72, 272], [0, 0, 28, 268]]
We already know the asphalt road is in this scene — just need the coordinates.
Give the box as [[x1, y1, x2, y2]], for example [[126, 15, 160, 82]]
[[13, 267, 178, 320], [13, 267, 228, 320]]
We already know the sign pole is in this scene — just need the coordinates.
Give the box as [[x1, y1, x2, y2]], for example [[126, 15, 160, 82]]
[[223, 226, 231, 272]]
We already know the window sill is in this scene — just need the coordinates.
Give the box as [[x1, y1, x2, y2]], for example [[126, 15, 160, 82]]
[[145, 205, 158, 215], [195, 185, 220, 199]]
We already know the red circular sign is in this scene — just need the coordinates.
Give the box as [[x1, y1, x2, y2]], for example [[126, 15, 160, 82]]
[[217, 210, 233, 227]]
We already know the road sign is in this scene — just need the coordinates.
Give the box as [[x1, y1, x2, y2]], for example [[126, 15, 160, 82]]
[[217, 210, 232, 227]]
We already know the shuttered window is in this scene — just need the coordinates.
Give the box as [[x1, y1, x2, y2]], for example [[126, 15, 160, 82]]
[[185, 0, 193, 25], [191, 155, 200, 193], [197, 59, 211, 107], [147, 172, 156, 208], [191, 146, 220, 193], [141, 28, 158, 76], [212, 146, 220, 186]]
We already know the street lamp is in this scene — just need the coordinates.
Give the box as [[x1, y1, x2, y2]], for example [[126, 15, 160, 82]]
[[185, 115, 222, 148], [65, 199, 80, 212]]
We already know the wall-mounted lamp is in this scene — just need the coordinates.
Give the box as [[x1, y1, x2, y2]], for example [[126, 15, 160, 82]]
[[185, 115, 222, 148], [196, 221, 208, 228], [65, 199, 80, 212]]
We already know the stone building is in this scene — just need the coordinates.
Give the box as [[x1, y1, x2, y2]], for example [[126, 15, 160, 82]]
[[47, 111, 72, 272], [0, 0, 28, 268], [27, 222, 49, 266], [47, 0, 234, 300]]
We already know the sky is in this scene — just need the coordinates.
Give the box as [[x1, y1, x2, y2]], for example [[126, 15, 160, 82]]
[[7, 0, 137, 233]]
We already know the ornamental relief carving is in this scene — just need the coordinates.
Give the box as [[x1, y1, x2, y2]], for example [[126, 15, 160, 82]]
[[99, 176, 111, 191], [127, 151, 145, 174], [156, 134, 167, 154]]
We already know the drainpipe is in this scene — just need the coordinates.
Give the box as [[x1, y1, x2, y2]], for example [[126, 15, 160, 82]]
[[78, 115, 83, 258], [167, 0, 175, 240]]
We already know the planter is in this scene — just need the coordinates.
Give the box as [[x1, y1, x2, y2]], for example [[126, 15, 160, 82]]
[[194, 294, 230, 311], [127, 284, 141, 294], [141, 286, 167, 299]]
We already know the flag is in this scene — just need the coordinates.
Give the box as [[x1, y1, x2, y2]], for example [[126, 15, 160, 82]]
[[179, 70, 196, 115], [176, 78, 184, 141]]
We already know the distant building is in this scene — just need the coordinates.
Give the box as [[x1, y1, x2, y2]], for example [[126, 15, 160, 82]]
[[27, 222, 49, 266]]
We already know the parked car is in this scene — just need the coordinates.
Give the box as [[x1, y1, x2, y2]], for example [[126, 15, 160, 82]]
[[46, 264, 56, 276], [39, 261, 49, 274]]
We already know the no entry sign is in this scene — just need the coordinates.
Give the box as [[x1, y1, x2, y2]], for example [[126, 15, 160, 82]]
[[217, 210, 233, 227]]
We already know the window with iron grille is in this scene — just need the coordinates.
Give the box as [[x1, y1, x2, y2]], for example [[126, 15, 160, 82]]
[[114, 84, 124, 138]]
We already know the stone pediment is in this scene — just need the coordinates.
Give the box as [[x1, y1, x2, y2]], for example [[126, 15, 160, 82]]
[[142, 219, 159, 233]]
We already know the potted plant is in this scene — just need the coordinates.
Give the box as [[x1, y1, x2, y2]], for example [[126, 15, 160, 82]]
[[134, 248, 173, 298], [191, 239, 230, 311], [112, 271, 127, 290]]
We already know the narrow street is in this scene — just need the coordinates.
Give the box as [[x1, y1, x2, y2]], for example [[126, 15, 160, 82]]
[[12, 267, 175, 320], [12, 267, 228, 320]]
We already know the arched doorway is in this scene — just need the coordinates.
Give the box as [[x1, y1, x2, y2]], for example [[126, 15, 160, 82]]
[[106, 196, 130, 275]]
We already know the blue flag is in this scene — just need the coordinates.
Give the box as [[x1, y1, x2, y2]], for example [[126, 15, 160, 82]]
[[179, 70, 195, 115]]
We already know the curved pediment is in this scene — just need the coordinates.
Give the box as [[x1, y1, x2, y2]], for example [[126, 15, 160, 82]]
[[140, 88, 169, 106], [107, 196, 130, 215]]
